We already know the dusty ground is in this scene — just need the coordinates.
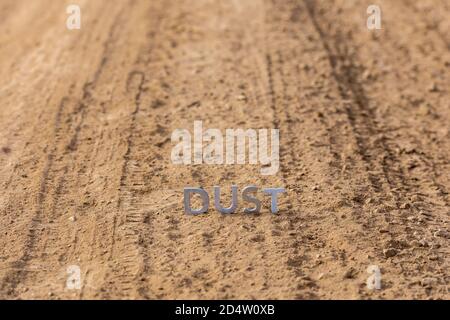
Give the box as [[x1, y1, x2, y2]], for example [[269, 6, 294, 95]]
[[0, 0, 448, 300]]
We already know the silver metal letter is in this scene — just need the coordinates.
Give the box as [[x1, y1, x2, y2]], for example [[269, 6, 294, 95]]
[[184, 188, 209, 215], [214, 185, 238, 214], [242, 186, 261, 214], [263, 188, 285, 214]]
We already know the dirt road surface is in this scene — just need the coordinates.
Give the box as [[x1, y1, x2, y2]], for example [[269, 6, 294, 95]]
[[0, 0, 449, 299]]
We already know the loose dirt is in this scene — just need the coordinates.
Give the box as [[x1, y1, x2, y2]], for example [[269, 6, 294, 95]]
[[0, 0, 448, 299]]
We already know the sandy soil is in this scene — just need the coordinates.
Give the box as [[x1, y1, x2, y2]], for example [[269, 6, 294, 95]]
[[0, 0, 448, 300]]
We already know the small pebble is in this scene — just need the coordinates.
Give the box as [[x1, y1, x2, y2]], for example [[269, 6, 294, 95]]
[[428, 83, 439, 92], [434, 229, 449, 239], [421, 277, 437, 288], [383, 248, 398, 258], [343, 267, 357, 279]]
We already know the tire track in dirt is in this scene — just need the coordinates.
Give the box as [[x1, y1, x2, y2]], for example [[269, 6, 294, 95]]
[[0, 95, 70, 296], [262, 0, 414, 298], [2, 19, 119, 297], [26, 8, 126, 298], [304, 0, 401, 197], [392, 0, 450, 208], [114, 70, 146, 255], [354, 0, 449, 297], [265, 49, 317, 297], [104, 1, 170, 298], [302, 0, 429, 297], [107, 70, 147, 297], [0, 0, 150, 298], [128, 0, 302, 299], [303, 0, 449, 298], [261, 0, 375, 298], [265, 46, 327, 297], [224, 0, 303, 298]]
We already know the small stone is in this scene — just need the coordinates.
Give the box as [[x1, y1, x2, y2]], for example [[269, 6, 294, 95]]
[[428, 83, 439, 92], [419, 239, 429, 247], [151, 99, 166, 109], [420, 211, 433, 217], [420, 277, 437, 288], [399, 202, 410, 209], [1, 146, 11, 154], [434, 229, 449, 239], [416, 217, 425, 224], [411, 240, 421, 247], [300, 63, 310, 70], [383, 248, 398, 258], [237, 94, 247, 101], [362, 69, 372, 80], [297, 276, 316, 289], [417, 104, 430, 116], [343, 267, 357, 279], [68, 216, 76, 222]]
